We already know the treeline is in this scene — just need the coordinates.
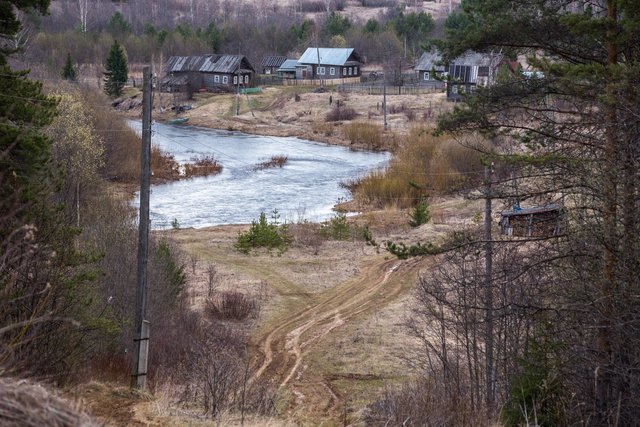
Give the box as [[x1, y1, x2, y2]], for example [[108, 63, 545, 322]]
[[18, 0, 436, 76]]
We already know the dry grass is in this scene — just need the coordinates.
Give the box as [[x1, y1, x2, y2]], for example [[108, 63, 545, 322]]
[[343, 122, 383, 149], [184, 155, 223, 177], [0, 377, 99, 427], [253, 155, 288, 171], [347, 127, 488, 209]]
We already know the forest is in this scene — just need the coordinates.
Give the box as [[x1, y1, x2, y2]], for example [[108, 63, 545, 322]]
[[1, 0, 639, 425]]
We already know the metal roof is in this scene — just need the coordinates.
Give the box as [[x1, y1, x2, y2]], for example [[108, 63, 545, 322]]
[[165, 55, 255, 74], [298, 48, 361, 66], [500, 204, 562, 217], [452, 51, 504, 67], [277, 59, 298, 72], [261, 56, 287, 68]]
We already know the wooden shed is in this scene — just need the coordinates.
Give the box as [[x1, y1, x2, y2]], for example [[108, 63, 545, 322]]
[[499, 204, 563, 238]]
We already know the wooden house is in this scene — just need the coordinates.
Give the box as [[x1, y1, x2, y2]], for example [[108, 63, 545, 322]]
[[446, 51, 507, 101], [296, 47, 363, 80], [414, 50, 446, 82], [499, 205, 563, 238], [261, 56, 287, 75], [163, 54, 255, 92]]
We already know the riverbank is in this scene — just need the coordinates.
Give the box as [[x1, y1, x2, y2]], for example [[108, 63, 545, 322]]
[[119, 85, 449, 152]]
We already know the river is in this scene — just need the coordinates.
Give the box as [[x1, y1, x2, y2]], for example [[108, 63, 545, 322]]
[[129, 121, 390, 229]]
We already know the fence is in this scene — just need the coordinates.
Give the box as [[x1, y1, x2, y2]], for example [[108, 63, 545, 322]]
[[282, 76, 363, 86], [336, 81, 445, 96]]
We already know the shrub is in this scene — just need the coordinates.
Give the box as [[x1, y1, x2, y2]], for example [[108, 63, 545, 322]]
[[235, 210, 291, 254], [253, 155, 288, 171], [206, 291, 259, 321], [344, 122, 382, 149], [326, 105, 357, 122], [184, 155, 222, 177]]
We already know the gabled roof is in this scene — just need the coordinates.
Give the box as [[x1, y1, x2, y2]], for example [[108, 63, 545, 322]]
[[451, 51, 504, 67], [298, 48, 362, 66], [277, 59, 298, 72], [261, 55, 287, 68], [415, 51, 446, 72], [165, 55, 255, 74]]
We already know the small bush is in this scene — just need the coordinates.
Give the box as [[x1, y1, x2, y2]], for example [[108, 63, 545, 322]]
[[184, 155, 222, 177], [235, 210, 291, 254], [326, 106, 357, 122], [206, 291, 259, 321], [253, 155, 288, 171], [344, 122, 382, 148]]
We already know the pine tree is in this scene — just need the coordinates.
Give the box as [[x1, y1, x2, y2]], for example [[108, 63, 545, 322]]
[[433, 0, 640, 424], [103, 40, 128, 97], [61, 51, 77, 81]]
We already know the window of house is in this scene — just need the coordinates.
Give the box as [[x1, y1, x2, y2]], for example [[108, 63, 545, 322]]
[[424, 71, 430, 80], [245, 75, 249, 84], [214, 75, 220, 83], [354, 66, 358, 75], [223, 75, 228, 84], [318, 66, 325, 75], [348, 67, 352, 76], [233, 75, 238, 84], [330, 67, 335, 76], [343, 67, 347, 76]]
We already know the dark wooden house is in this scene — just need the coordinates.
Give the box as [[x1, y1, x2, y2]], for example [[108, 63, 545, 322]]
[[261, 55, 287, 75], [163, 54, 255, 92], [414, 50, 447, 82], [499, 205, 563, 238], [296, 47, 363, 80], [446, 51, 508, 101]]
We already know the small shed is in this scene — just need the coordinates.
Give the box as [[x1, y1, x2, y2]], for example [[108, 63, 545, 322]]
[[276, 59, 298, 79], [499, 204, 563, 238], [261, 56, 287, 75]]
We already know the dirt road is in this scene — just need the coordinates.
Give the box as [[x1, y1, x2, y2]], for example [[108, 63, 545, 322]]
[[249, 255, 428, 424], [164, 220, 435, 424]]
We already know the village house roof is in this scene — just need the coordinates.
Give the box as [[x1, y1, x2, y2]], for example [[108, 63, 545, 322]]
[[277, 59, 298, 73], [165, 54, 255, 74], [298, 48, 362, 66], [415, 51, 446, 72], [261, 55, 287, 68]]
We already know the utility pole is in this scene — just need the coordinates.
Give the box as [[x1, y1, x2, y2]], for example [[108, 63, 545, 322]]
[[132, 66, 152, 390], [484, 162, 495, 416], [236, 69, 240, 116]]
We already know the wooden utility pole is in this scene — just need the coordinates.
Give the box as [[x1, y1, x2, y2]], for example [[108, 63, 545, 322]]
[[132, 66, 152, 390], [484, 163, 495, 415]]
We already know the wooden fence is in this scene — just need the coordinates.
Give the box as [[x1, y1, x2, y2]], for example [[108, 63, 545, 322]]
[[282, 76, 363, 86], [336, 82, 445, 96]]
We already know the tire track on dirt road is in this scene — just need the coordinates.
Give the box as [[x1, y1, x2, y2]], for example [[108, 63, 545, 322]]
[[251, 255, 427, 422]]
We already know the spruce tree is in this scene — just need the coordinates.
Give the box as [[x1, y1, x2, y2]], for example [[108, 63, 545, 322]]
[[61, 51, 76, 81], [103, 40, 128, 97]]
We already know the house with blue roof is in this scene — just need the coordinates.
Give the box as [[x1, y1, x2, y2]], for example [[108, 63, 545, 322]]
[[295, 47, 363, 80]]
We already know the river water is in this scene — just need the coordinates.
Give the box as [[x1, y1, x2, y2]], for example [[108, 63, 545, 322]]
[[129, 121, 390, 229]]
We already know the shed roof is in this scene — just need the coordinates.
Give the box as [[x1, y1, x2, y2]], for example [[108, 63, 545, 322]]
[[415, 51, 446, 72], [165, 54, 255, 74], [500, 204, 562, 218], [261, 55, 287, 68], [451, 51, 504, 67], [277, 59, 298, 72], [298, 48, 362, 66]]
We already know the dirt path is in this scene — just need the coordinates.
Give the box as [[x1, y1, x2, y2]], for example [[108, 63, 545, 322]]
[[249, 255, 428, 424]]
